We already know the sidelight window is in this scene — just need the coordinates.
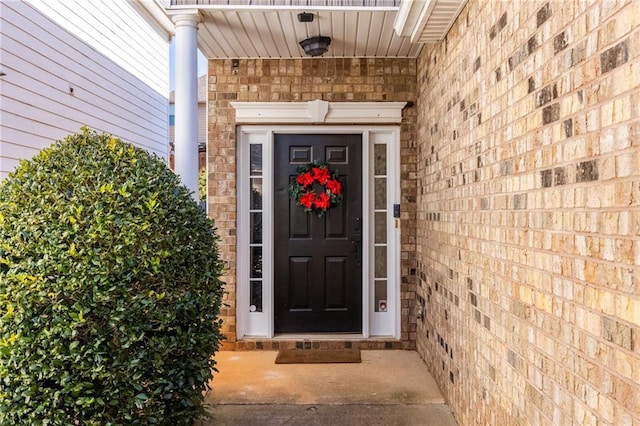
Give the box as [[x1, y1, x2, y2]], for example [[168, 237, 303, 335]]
[[249, 143, 263, 312], [373, 143, 388, 312]]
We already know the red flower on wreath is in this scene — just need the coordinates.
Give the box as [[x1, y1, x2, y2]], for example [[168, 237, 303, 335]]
[[313, 167, 330, 185], [289, 160, 343, 217], [314, 192, 330, 209], [325, 179, 342, 195], [296, 171, 315, 187], [300, 191, 316, 209]]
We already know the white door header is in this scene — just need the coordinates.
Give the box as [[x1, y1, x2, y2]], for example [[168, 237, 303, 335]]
[[230, 100, 407, 124]]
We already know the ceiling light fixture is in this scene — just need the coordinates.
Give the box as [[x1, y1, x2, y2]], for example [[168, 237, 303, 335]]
[[297, 12, 314, 23], [299, 36, 332, 57]]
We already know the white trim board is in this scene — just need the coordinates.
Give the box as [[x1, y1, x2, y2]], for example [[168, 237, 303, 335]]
[[231, 100, 406, 124], [236, 124, 401, 340]]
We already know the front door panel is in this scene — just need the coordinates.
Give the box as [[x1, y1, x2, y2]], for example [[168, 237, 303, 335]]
[[274, 134, 362, 333]]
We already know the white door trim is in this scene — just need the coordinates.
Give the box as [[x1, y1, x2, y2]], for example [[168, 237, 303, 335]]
[[236, 124, 401, 340], [231, 100, 406, 124]]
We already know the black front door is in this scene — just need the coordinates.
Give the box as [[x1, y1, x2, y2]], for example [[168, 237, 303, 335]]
[[274, 134, 362, 333]]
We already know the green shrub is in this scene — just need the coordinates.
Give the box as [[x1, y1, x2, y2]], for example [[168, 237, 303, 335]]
[[199, 168, 206, 202], [0, 128, 224, 425]]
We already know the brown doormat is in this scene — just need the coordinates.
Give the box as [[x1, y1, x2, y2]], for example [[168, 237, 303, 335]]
[[275, 348, 361, 364]]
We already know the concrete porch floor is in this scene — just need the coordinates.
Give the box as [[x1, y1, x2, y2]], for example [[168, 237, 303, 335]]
[[200, 350, 458, 425]]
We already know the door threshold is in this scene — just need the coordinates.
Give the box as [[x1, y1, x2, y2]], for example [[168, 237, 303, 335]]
[[233, 335, 403, 351], [272, 333, 367, 340]]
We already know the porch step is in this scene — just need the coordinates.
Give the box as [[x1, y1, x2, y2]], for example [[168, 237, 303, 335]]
[[229, 337, 406, 351], [200, 403, 457, 426], [203, 350, 458, 425]]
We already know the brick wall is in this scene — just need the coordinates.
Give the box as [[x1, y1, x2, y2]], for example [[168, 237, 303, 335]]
[[207, 58, 418, 349], [415, 0, 639, 424]]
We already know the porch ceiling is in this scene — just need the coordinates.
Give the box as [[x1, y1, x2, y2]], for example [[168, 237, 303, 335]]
[[163, 0, 466, 59]]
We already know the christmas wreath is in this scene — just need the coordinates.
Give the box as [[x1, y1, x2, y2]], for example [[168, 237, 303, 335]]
[[289, 160, 342, 217]]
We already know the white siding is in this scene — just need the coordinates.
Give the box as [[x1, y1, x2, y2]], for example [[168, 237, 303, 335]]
[[197, 103, 206, 145], [26, 0, 169, 95], [0, 0, 170, 179]]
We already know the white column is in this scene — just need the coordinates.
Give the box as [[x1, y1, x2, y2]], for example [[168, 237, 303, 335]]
[[171, 11, 200, 198]]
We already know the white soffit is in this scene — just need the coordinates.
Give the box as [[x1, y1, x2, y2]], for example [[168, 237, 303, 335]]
[[198, 8, 421, 58], [231, 100, 407, 124], [130, 0, 175, 38], [394, 0, 466, 43], [165, 2, 424, 58]]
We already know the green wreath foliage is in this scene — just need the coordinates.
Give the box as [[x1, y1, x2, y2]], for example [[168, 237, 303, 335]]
[[0, 128, 224, 425]]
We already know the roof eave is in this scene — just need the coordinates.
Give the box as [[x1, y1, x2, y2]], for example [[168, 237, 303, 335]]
[[394, 0, 467, 43]]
